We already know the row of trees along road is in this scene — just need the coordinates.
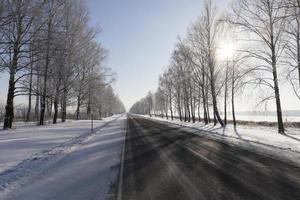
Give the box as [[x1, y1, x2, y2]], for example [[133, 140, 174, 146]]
[[130, 0, 300, 134], [0, 0, 125, 129]]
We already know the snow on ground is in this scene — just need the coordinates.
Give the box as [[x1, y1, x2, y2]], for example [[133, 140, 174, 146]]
[[0, 119, 72, 129], [0, 115, 119, 173], [227, 114, 300, 122], [138, 115, 300, 166], [225, 113, 300, 122], [0, 114, 126, 199]]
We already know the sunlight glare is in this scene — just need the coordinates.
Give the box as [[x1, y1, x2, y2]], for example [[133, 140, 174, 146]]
[[217, 43, 235, 61]]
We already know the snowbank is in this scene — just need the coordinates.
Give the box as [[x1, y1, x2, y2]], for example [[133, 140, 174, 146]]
[[0, 116, 119, 174], [0, 114, 126, 199]]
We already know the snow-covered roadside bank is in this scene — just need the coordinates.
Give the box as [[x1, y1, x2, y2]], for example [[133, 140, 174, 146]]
[[0, 115, 127, 200], [0, 115, 121, 174], [0, 114, 126, 200], [136, 114, 300, 166], [0, 119, 73, 129]]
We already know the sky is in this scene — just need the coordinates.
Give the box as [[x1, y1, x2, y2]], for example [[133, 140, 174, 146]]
[[0, 0, 299, 113], [86, 0, 228, 110]]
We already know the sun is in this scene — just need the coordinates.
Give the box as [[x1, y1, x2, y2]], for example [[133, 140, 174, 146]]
[[217, 43, 235, 61]]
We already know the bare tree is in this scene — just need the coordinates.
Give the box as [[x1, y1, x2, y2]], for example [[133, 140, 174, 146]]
[[39, 0, 57, 125], [0, 0, 124, 128], [284, 0, 300, 100], [200, 0, 224, 126], [228, 0, 287, 133], [146, 92, 153, 117], [0, 1, 44, 128], [159, 72, 172, 120]]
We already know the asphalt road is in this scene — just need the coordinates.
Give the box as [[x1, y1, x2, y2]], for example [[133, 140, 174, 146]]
[[121, 115, 300, 200]]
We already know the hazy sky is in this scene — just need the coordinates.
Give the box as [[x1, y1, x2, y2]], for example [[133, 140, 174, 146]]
[[86, 0, 228, 110], [0, 0, 227, 110], [1, 0, 299, 113]]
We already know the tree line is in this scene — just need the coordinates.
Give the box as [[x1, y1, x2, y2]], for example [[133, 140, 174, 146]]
[[130, 0, 300, 134], [0, 0, 125, 129]]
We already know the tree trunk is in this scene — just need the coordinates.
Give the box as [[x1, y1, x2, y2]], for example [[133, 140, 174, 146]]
[[61, 86, 67, 122], [190, 86, 195, 123], [177, 88, 182, 121], [296, 17, 300, 87], [87, 94, 91, 117], [26, 57, 34, 122], [224, 63, 229, 125], [3, 13, 23, 128], [198, 103, 201, 122], [202, 83, 208, 124], [35, 72, 40, 121], [232, 66, 237, 127], [53, 99, 59, 124], [4, 70, 16, 129], [187, 98, 191, 122], [272, 59, 284, 133], [169, 95, 173, 120], [210, 75, 224, 127], [205, 83, 211, 123], [270, 21, 284, 133], [184, 98, 188, 122], [207, 103, 211, 123], [76, 96, 81, 120], [273, 69, 284, 133], [39, 17, 52, 126], [46, 98, 53, 118], [39, 94, 46, 125], [52, 78, 61, 124]]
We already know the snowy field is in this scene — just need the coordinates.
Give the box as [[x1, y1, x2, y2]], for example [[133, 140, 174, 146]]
[[0, 119, 73, 129], [229, 114, 300, 122], [161, 111, 300, 122], [0, 117, 115, 173], [0, 114, 126, 200], [138, 115, 300, 166]]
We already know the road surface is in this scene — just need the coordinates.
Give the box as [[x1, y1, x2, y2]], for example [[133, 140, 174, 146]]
[[121, 115, 300, 200]]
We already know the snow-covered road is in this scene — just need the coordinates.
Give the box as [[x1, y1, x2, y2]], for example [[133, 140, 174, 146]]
[[0, 115, 126, 200]]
